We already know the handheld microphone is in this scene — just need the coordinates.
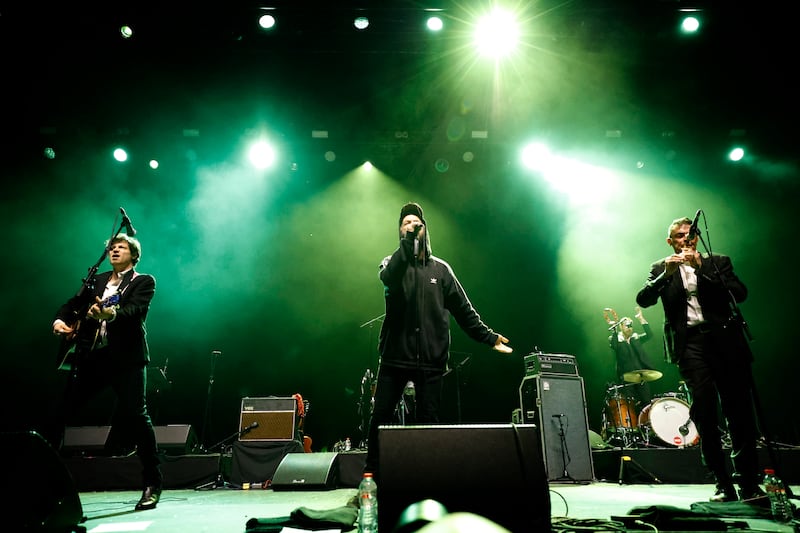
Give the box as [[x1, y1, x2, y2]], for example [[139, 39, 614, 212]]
[[687, 209, 702, 241], [412, 223, 424, 236], [119, 207, 137, 236], [678, 418, 691, 436]]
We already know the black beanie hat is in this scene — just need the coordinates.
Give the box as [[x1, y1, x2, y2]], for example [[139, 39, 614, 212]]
[[399, 202, 425, 226]]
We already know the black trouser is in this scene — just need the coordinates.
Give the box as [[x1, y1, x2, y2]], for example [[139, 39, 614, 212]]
[[678, 324, 760, 488], [46, 348, 162, 488], [364, 365, 444, 479]]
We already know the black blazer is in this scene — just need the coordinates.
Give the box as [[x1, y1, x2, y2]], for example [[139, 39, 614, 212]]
[[56, 269, 155, 366], [636, 253, 747, 363]]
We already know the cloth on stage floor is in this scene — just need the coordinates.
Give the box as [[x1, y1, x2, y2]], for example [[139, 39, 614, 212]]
[[690, 500, 779, 519], [245, 505, 358, 532], [621, 504, 743, 531]]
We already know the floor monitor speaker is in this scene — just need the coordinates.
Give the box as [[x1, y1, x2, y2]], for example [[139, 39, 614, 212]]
[[378, 424, 550, 532], [154, 424, 198, 455], [519, 375, 595, 482], [63, 425, 111, 453], [271, 452, 339, 490]]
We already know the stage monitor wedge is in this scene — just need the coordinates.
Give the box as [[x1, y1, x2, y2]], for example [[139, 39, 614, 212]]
[[1, 431, 84, 531]]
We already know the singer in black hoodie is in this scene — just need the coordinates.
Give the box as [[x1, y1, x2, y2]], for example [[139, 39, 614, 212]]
[[636, 216, 764, 504], [363, 202, 513, 478]]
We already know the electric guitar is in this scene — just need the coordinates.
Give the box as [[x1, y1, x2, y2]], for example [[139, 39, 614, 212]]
[[293, 393, 312, 453], [56, 293, 120, 372]]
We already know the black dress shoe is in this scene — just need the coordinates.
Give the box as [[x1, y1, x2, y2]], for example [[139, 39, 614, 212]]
[[710, 484, 737, 503], [135, 486, 162, 511]]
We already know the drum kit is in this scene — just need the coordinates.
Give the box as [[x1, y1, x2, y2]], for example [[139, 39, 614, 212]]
[[602, 369, 699, 449]]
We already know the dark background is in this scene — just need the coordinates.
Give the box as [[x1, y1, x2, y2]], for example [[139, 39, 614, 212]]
[[2, 1, 798, 452]]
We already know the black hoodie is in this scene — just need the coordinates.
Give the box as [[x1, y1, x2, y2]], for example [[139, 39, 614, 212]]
[[377, 203, 499, 371]]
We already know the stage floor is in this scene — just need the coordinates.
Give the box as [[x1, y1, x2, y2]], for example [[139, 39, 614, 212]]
[[71, 483, 796, 533], [24, 435, 800, 532]]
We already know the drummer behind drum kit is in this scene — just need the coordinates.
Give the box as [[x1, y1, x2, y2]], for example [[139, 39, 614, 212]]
[[602, 369, 699, 449]]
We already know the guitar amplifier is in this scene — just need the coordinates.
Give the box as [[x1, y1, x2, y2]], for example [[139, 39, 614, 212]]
[[239, 397, 297, 441], [524, 352, 579, 376]]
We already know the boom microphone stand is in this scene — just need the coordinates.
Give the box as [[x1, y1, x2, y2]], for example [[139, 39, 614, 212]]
[[195, 422, 259, 490], [694, 211, 795, 499], [199, 350, 222, 453], [443, 353, 471, 423], [552, 414, 578, 483]]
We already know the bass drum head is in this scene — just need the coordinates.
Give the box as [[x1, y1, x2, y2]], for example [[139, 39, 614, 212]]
[[638, 397, 699, 447]]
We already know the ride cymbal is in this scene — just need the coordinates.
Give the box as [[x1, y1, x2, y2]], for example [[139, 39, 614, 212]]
[[623, 369, 663, 383]]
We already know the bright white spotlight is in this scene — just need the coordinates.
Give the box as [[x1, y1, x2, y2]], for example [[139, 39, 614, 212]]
[[520, 142, 552, 172], [474, 8, 519, 58], [426, 16, 444, 32], [113, 147, 129, 162], [728, 147, 745, 162], [354, 16, 369, 30], [259, 14, 276, 30], [681, 16, 700, 33], [248, 140, 276, 169]]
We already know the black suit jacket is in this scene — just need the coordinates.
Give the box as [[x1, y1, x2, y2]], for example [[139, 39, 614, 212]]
[[56, 269, 155, 366], [636, 253, 747, 363]]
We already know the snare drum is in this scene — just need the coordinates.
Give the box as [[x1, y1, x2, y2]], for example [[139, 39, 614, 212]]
[[605, 394, 638, 429], [638, 397, 699, 447]]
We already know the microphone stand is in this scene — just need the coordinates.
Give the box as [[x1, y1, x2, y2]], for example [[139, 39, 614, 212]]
[[57, 212, 130, 375], [443, 354, 471, 423], [194, 424, 257, 490], [199, 350, 222, 453], [552, 415, 578, 484], [696, 225, 794, 499]]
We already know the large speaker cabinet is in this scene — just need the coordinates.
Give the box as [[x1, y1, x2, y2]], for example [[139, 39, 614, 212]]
[[378, 424, 551, 532], [519, 375, 594, 482]]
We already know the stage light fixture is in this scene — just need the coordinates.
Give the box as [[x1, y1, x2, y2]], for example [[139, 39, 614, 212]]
[[354, 16, 369, 30], [259, 14, 276, 30], [426, 16, 444, 32]]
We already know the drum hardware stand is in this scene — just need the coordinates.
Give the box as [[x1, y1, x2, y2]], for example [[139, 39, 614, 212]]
[[552, 414, 580, 483], [618, 454, 662, 485], [195, 422, 258, 490]]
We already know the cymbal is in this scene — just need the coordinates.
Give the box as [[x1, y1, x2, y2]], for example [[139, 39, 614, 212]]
[[623, 369, 663, 383]]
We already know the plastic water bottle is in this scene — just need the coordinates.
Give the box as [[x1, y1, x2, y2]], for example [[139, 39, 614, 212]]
[[357, 472, 378, 533], [763, 468, 793, 523]]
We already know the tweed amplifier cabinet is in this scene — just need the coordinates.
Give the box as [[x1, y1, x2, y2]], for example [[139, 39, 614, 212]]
[[239, 397, 297, 441], [524, 352, 579, 376]]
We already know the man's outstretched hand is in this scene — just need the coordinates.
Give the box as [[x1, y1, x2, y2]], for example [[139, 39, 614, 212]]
[[493, 335, 513, 354]]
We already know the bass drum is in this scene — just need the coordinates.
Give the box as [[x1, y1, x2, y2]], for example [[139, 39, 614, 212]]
[[638, 397, 699, 447]]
